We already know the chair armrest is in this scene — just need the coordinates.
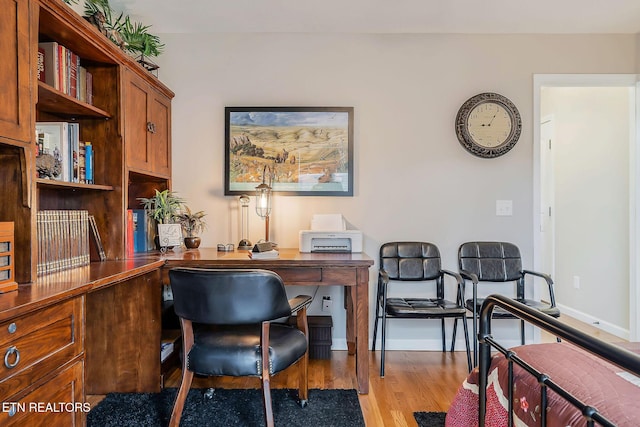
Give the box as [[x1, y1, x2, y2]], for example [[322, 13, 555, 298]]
[[459, 269, 478, 284], [289, 295, 313, 315], [522, 269, 557, 306], [441, 269, 463, 284], [442, 269, 465, 305], [522, 269, 553, 285]]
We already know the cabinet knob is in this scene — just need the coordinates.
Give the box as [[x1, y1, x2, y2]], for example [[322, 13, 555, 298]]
[[4, 345, 20, 369], [147, 122, 156, 134], [7, 322, 16, 334]]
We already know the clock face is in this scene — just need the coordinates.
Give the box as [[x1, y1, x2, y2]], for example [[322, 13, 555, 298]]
[[467, 102, 512, 148], [455, 92, 522, 158]]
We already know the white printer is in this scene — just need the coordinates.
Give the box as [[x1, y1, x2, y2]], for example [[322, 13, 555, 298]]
[[299, 214, 363, 253]]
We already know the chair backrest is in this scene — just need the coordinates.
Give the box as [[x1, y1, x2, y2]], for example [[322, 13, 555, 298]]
[[380, 242, 442, 281], [458, 241, 523, 282], [169, 268, 292, 325]]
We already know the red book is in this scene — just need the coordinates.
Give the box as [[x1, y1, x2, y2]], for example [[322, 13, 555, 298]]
[[69, 51, 79, 98], [126, 210, 135, 257]]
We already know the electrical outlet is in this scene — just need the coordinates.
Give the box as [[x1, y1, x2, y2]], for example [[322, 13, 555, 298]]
[[322, 296, 332, 311], [163, 284, 173, 300]]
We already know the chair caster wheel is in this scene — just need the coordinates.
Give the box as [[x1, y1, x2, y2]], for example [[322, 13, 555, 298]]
[[299, 399, 308, 408], [203, 388, 215, 400]]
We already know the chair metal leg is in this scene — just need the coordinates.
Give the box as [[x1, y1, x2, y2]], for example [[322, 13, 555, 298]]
[[372, 300, 380, 351], [472, 312, 478, 367], [441, 318, 446, 352], [451, 318, 458, 352], [520, 319, 525, 345], [461, 316, 472, 372], [380, 312, 387, 377]]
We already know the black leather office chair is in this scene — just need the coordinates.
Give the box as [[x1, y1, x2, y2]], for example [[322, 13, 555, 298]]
[[457, 241, 560, 366], [168, 268, 312, 427], [372, 242, 472, 376]]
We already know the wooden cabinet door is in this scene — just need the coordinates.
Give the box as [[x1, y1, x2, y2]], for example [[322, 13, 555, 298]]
[[124, 68, 172, 177], [124, 69, 152, 172], [149, 88, 171, 177], [0, 0, 32, 145]]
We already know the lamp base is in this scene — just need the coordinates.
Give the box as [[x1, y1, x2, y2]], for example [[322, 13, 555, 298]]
[[238, 239, 253, 250]]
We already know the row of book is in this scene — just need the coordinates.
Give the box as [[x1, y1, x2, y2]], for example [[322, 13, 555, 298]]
[[127, 209, 156, 254], [36, 210, 91, 275], [37, 41, 93, 104], [36, 121, 94, 184]]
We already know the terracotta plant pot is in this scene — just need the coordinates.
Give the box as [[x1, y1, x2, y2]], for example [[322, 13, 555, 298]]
[[184, 236, 201, 249]]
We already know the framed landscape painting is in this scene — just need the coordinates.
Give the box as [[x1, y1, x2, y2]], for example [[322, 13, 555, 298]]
[[225, 106, 354, 196]]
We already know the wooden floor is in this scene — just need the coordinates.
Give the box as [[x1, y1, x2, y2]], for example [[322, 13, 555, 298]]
[[88, 316, 624, 426]]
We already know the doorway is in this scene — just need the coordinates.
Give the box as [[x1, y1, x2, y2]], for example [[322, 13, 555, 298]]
[[533, 74, 638, 341]]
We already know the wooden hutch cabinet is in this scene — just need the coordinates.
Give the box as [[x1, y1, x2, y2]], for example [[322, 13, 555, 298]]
[[0, 0, 174, 283], [124, 68, 172, 177], [0, 0, 175, 421]]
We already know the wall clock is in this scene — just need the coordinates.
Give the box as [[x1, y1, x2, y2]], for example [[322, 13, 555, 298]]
[[455, 92, 522, 158]]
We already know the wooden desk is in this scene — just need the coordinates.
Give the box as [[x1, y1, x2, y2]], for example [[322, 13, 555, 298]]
[[161, 248, 374, 394]]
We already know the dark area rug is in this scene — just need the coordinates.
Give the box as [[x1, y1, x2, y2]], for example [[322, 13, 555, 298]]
[[414, 411, 446, 427], [88, 388, 364, 426]]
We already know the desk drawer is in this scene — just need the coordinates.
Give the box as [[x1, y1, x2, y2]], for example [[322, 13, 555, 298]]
[[275, 267, 356, 285], [0, 359, 84, 426], [276, 268, 322, 283], [0, 298, 83, 401]]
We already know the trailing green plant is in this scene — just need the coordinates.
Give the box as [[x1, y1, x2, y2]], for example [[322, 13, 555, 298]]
[[176, 206, 207, 237], [138, 189, 184, 224], [83, 0, 164, 57], [119, 16, 165, 57]]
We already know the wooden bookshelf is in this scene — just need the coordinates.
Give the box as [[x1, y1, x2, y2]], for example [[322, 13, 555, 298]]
[[0, 0, 174, 283]]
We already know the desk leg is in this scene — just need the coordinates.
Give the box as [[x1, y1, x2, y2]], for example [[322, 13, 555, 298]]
[[355, 266, 369, 394], [345, 286, 356, 355]]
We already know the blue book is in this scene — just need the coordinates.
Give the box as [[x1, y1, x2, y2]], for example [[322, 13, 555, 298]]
[[132, 209, 148, 253]]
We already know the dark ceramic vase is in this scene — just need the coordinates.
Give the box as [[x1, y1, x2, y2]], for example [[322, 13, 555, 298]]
[[184, 236, 201, 249]]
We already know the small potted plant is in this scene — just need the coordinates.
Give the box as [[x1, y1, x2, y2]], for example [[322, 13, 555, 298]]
[[177, 206, 207, 249], [138, 189, 184, 249]]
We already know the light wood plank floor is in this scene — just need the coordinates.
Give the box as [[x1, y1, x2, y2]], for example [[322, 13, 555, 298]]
[[88, 316, 625, 426]]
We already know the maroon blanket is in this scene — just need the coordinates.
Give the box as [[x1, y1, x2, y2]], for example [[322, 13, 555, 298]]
[[446, 342, 640, 427]]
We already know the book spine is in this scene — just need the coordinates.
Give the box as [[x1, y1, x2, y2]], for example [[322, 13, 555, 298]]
[[126, 210, 135, 257], [37, 47, 45, 82], [85, 142, 93, 184]]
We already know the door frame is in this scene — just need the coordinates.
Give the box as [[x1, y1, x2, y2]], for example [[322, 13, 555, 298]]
[[532, 74, 639, 341]]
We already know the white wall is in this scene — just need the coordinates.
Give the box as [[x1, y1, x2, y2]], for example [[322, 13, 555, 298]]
[[542, 87, 632, 333], [154, 33, 637, 349]]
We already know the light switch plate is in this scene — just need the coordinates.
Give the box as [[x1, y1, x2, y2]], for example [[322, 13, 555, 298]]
[[496, 200, 513, 216]]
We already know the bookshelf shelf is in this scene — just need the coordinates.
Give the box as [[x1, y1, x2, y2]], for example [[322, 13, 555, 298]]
[[36, 179, 113, 191], [37, 82, 111, 119]]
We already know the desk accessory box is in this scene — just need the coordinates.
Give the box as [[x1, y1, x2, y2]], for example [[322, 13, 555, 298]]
[[0, 222, 18, 293]]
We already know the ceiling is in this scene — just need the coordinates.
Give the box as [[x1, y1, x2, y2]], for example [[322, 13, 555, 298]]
[[107, 0, 640, 34]]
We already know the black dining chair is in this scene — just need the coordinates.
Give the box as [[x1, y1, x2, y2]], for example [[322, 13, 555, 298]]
[[372, 242, 472, 376], [457, 241, 560, 366], [168, 268, 312, 427]]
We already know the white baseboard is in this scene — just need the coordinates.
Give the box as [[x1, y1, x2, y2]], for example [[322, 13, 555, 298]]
[[557, 303, 629, 340]]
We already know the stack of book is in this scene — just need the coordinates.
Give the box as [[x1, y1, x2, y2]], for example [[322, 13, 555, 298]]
[[38, 41, 93, 104], [36, 210, 91, 275], [248, 249, 279, 259]]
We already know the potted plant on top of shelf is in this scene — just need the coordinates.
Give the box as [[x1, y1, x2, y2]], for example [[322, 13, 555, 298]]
[[138, 189, 184, 249], [177, 206, 207, 249]]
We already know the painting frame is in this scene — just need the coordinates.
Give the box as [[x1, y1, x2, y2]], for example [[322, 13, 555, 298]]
[[225, 106, 354, 196]]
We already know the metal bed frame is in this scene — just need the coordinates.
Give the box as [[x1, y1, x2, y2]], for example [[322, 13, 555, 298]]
[[478, 294, 640, 427]]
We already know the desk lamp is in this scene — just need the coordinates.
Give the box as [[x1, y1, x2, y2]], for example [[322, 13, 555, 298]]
[[237, 194, 252, 250], [255, 165, 273, 243]]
